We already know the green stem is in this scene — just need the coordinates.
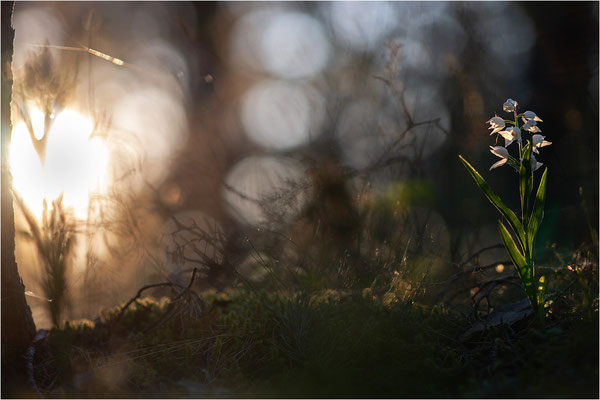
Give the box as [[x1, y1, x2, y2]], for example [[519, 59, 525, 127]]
[[515, 109, 522, 166]]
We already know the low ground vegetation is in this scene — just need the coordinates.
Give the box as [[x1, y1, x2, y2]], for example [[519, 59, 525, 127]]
[[29, 256, 598, 398]]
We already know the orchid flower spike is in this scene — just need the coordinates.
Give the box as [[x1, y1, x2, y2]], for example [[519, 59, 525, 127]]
[[521, 110, 543, 123], [503, 99, 518, 113], [487, 116, 505, 135], [489, 146, 510, 170], [532, 134, 552, 154], [523, 119, 542, 133], [499, 126, 522, 147]]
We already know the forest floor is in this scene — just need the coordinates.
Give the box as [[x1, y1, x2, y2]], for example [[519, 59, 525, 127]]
[[26, 265, 598, 399]]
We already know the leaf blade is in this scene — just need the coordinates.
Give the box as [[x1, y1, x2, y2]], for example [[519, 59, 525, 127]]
[[498, 220, 527, 275], [459, 155, 526, 250], [527, 168, 548, 256], [498, 220, 536, 306]]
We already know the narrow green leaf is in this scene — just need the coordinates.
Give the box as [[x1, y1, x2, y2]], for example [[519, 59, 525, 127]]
[[459, 155, 526, 250], [498, 220, 527, 277], [527, 168, 547, 256], [519, 141, 533, 225], [498, 220, 536, 304], [506, 157, 520, 171]]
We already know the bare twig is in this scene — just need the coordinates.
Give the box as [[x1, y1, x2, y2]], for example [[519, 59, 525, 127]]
[[457, 244, 505, 268], [112, 268, 198, 325], [142, 268, 204, 333], [112, 282, 183, 324]]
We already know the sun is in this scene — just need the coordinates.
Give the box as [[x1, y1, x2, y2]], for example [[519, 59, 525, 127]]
[[10, 108, 110, 220]]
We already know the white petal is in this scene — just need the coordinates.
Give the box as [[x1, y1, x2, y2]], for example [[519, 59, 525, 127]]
[[530, 155, 543, 171], [524, 122, 542, 133], [488, 116, 503, 125], [523, 110, 542, 122], [532, 134, 544, 146], [487, 116, 505, 132], [490, 145, 509, 158], [490, 159, 508, 170], [499, 130, 513, 140], [503, 100, 516, 112]]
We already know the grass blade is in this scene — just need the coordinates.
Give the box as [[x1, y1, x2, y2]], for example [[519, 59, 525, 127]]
[[459, 155, 526, 250]]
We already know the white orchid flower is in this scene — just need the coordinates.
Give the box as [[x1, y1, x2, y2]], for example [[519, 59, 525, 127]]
[[489, 145, 510, 170], [487, 116, 506, 135], [523, 119, 542, 133], [531, 154, 543, 171], [499, 126, 522, 147], [503, 98, 518, 113], [518, 153, 544, 171], [532, 134, 552, 154], [521, 110, 543, 123]]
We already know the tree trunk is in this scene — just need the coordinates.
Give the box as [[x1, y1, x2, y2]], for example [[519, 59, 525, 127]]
[[1, 2, 37, 397]]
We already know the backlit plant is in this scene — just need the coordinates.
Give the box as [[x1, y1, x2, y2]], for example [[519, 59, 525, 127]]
[[14, 193, 76, 328], [459, 98, 551, 322]]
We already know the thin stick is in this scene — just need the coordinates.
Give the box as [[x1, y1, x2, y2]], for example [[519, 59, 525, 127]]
[[25, 43, 126, 66], [112, 268, 198, 325], [112, 281, 184, 324]]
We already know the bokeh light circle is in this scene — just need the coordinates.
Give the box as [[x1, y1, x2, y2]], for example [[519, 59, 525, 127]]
[[240, 80, 325, 151], [223, 155, 306, 225]]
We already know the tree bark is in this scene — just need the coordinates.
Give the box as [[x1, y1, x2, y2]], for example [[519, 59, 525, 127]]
[[1, 2, 37, 397]]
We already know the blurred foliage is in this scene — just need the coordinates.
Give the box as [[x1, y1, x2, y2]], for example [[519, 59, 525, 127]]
[[15, 194, 76, 328], [377, 180, 436, 210]]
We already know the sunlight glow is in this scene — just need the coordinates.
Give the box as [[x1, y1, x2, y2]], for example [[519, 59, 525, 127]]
[[10, 108, 110, 220], [28, 105, 46, 140]]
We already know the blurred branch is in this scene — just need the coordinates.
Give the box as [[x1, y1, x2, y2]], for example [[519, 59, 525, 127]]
[[113, 267, 198, 325]]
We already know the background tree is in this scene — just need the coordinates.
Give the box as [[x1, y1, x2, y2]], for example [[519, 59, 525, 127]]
[[1, 1, 37, 397]]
